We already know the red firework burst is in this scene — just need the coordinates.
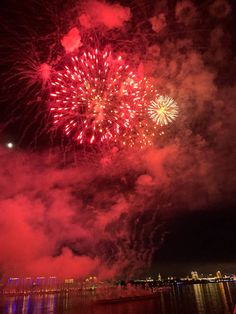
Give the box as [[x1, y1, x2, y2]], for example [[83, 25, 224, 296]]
[[50, 49, 147, 145], [121, 78, 159, 148]]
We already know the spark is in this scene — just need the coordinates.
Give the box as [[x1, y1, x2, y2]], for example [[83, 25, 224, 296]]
[[50, 49, 148, 146]]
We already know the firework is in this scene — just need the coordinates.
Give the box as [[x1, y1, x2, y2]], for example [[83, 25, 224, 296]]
[[120, 78, 158, 149], [50, 49, 148, 145], [123, 124, 157, 149], [148, 95, 178, 126]]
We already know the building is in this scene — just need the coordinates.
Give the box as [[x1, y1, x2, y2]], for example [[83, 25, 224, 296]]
[[191, 271, 199, 280], [216, 271, 222, 279]]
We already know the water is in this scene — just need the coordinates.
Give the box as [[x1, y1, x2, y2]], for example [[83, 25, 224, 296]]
[[0, 282, 236, 314]]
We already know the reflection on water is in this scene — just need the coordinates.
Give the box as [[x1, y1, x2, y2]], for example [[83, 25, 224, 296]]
[[194, 284, 205, 312], [0, 282, 236, 314]]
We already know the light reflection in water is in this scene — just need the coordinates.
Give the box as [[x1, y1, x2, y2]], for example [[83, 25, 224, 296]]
[[33, 295, 43, 314], [207, 283, 222, 310], [218, 282, 231, 314], [160, 292, 165, 313], [62, 292, 69, 311], [47, 294, 56, 313], [225, 282, 234, 307], [5, 296, 17, 314], [1, 283, 236, 314], [193, 284, 206, 313], [22, 295, 30, 314]]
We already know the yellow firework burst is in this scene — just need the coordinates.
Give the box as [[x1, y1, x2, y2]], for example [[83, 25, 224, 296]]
[[148, 95, 178, 126]]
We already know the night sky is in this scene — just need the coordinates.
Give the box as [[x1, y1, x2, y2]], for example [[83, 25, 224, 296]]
[[155, 205, 236, 277], [0, 0, 236, 279]]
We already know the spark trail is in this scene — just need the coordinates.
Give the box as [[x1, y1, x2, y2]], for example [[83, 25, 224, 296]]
[[50, 49, 152, 146]]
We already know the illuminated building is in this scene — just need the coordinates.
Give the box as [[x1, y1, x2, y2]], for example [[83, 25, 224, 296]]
[[191, 271, 199, 280], [216, 271, 222, 279]]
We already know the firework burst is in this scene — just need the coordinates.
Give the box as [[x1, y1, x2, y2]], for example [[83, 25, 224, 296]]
[[119, 78, 158, 149], [148, 95, 178, 126], [50, 49, 149, 145]]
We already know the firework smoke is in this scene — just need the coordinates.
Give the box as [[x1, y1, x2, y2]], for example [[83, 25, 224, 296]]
[[78, 0, 131, 29], [0, 146, 169, 278], [0, 0, 235, 279]]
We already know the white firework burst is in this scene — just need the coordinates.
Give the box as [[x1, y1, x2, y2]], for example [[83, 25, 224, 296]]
[[148, 95, 178, 126]]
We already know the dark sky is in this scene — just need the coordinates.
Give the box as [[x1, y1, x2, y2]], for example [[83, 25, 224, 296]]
[[153, 205, 236, 277]]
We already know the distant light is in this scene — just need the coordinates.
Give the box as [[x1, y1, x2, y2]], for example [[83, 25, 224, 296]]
[[6, 142, 14, 149]]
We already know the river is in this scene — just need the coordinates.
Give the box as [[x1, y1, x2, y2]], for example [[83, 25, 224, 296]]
[[1, 282, 236, 314]]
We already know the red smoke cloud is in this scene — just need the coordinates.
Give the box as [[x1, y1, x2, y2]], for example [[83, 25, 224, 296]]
[[79, 0, 131, 29], [175, 1, 197, 26], [1, 118, 234, 278], [209, 0, 231, 18], [149, 14, 167, 33], [0, 146, 172, 279], [61, 27, 82, 53]]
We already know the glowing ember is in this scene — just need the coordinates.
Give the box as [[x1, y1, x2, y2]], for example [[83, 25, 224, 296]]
[[148, 95, 178, 126], [38, 63, 51, 83], [50, 49, 147, 145]]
